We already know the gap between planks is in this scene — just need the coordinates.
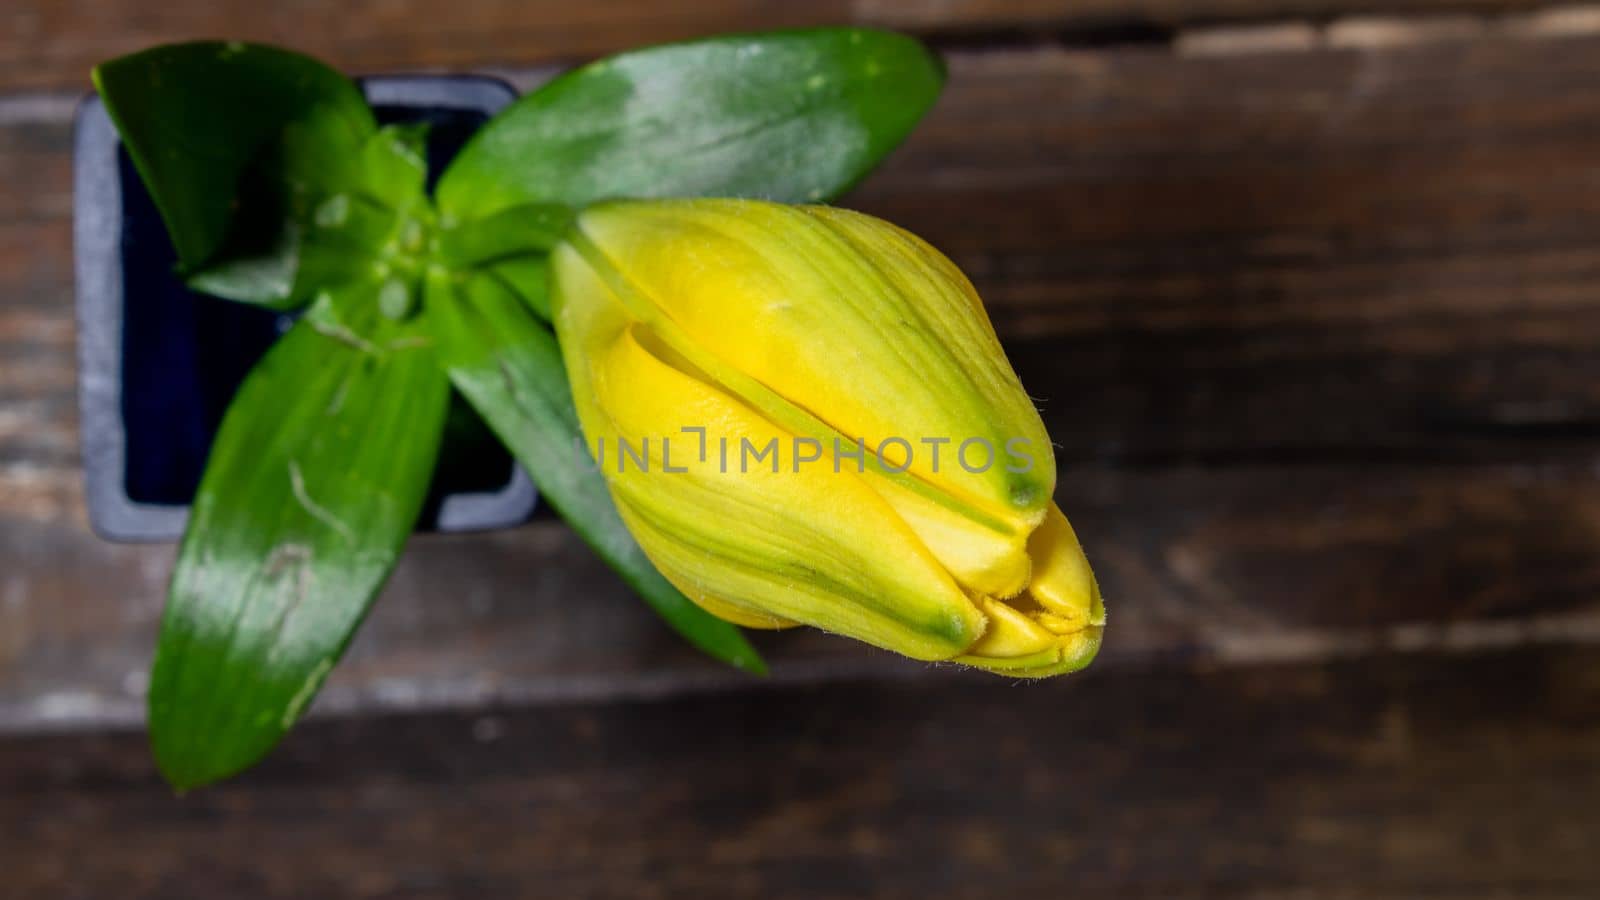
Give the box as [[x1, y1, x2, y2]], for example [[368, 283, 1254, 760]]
[[6, 608, 1600, 738]]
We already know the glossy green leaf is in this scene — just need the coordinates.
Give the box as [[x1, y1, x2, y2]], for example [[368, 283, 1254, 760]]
[[436, 28, 944, 220], [149, 289, 449, 789], [183, 223, 301, 304], [438, 203, 574, 269], [186, 123, 429, 308], [353, 122, 431, 205], [423, 268, 766, 674], [482, 255, 553, 321], [93, 42, 374, 271], [435, 204, 569, 322]]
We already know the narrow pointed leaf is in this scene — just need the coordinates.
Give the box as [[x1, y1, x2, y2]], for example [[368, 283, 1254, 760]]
[[92, 42, 374, 272], [149, 293, 449, 789], [423, 269, 766, 674], [435, 28, 944, 219]]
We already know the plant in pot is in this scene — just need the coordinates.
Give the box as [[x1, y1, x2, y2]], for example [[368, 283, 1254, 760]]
[[82, 29, 1103, 790], [78, 72, 537, 540]]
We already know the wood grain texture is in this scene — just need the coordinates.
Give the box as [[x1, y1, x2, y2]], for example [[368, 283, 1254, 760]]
[[6, 33, 1600, 727], [14, 34, 1600, 467], [3, 646, 1597, 898], [3, 26, 1598, 895], [0, 0, 1558, 92], [6, 460, 1598, 730], [851, 35, 1600, 461]]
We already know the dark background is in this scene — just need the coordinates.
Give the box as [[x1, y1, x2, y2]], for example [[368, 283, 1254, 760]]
[[3, 1, 1599, 897]]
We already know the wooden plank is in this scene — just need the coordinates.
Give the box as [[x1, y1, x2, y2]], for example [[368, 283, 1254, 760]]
[[847, 36, 1600, 460], [13, 35, 1600, 467], [5, 460, 1599, 730], [3, 646, 1598, 898], [6, 35, 1600, 727], [0, 0, 1559, 92]]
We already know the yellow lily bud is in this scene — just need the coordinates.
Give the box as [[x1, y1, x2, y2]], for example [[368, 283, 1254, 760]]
[[551, 199, 1103, 677]]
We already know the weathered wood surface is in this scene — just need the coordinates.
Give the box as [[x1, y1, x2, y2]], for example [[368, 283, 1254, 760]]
[[8, 460, 1598, 731], [0, 0, 1562, 92], [16, 29, 1600, 468], [3, 647, 1598, 898], [4, 8, 1600, 898], [7, 29, 1600, 729]]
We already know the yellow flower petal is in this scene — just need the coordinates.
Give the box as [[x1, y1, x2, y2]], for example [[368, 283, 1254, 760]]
[[1022, 503, 1104, 630], [574, 199, 1054, 532], [548, 198, 1103, 678], [555, 242, 986, 660]]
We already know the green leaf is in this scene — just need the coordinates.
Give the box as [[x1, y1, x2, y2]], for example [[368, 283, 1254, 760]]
[[483, 255, 553, 321], [354, 122, 431, 206], [186, 123, 430, 308], [149, 288, 449, 789], [436, 28, 944, 219], [438, 203, 574, 269], [423, 268, 766, 674], [92, 41, 374, 272], [183, 223, 300, 304], [434, 204, 569, 321]]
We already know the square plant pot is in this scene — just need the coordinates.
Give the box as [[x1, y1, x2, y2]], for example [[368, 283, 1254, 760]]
[[75, 74, 538, 541]]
